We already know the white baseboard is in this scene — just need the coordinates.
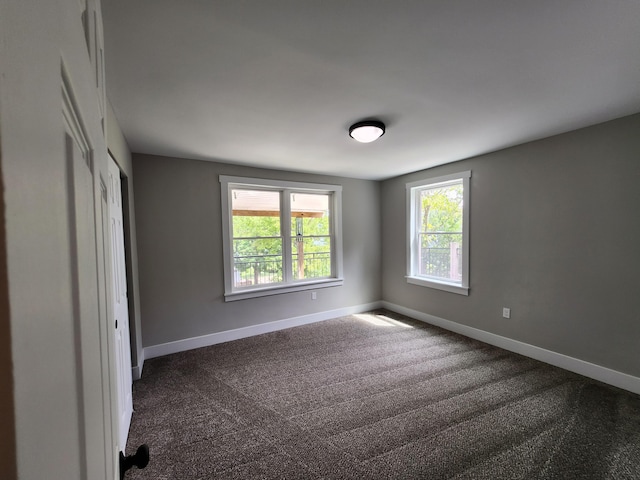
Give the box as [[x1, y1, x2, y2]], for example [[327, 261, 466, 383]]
[[143, 301, 383, 361], [382, 301, 640, 395], [131, 359, 144, 381], [131, 346, 146, 381]]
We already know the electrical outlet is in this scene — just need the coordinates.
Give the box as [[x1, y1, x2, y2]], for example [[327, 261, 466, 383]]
[[311, 291, 317, 300], [502, 307, 511, 319]]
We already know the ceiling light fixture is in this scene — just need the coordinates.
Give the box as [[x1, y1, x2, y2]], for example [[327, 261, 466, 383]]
[[349, 120, 385, 143]]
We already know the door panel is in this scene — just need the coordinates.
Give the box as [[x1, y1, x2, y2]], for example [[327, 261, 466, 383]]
[[64, 132, 107, 479]]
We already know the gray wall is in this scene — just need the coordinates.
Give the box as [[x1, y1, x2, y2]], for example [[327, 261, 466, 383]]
[[107, 102, 144, 375], [382, 113, 640, 378], [133, 154, 381, 347]]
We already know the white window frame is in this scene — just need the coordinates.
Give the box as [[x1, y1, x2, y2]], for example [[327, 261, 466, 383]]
[[220, 175, 343, 301], [406, 171, 471, 296]]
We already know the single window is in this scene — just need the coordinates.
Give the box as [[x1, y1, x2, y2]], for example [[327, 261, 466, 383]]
[[406, 171, 471, 295], [220, 176, 343, 301]]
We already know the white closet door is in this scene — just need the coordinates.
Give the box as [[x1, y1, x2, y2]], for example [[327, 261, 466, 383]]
[[108, 154, 133, 452]]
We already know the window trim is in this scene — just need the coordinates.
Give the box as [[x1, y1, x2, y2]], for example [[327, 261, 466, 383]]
[[406, 171, 471, 296], [220, 175, 343, 301]]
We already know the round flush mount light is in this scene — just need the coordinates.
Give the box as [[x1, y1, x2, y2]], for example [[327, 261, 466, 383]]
[[349, 120, 385, 143]]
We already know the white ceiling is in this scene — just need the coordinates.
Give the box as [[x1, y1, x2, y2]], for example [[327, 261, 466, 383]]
[[103, 1, 640, 180]]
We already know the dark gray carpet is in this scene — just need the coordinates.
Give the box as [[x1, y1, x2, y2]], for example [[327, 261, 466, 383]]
[[125, 310, 640, 479]]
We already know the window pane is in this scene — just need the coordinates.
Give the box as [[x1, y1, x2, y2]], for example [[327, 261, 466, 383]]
[[291, 236, 331, 280], [233, 238, 283, 287], [419, 182, 463, 283], [290, 193, 330, 236], [419, 184, 463, 233], [231, 189, 281, 238], [231, 189, 282, 287], [420, 233, 462, 281]]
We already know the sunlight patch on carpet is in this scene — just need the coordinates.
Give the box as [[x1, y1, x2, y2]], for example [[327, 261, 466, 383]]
[[354, 313, 414, 328]]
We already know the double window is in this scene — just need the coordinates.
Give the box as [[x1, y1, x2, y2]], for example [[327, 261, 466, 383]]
[[220, 176, 343, 301], [406, 171, 471, 295]]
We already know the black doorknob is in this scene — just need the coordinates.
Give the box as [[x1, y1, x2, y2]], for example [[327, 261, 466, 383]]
[[120, 444, 149, 480]]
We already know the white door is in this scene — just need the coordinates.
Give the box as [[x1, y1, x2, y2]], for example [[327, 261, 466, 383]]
[[108, 155, 134, 451]]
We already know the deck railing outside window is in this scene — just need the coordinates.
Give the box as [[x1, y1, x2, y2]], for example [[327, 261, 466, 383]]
[[419, 232, 462, 282], [234, 251, 331, 287], [292, 251, 331, 280]]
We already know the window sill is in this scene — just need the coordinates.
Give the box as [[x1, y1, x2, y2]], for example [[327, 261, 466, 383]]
[[224, 278, 344, 302], [406, 276, 469, 296]]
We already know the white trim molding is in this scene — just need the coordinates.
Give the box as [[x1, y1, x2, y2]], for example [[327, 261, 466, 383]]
[[143, 302, 383, 360], [131, 358, 144, 381], [382, 301, 640, 395]]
